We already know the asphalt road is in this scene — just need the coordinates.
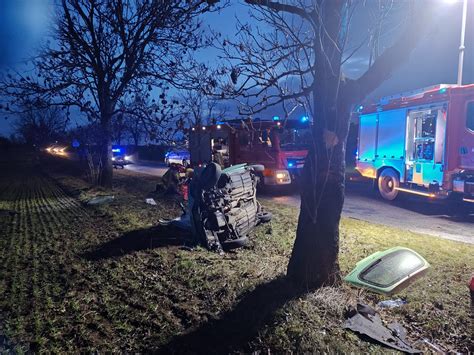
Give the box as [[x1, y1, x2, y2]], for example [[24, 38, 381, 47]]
[[262, 183, 474, 244], [124, 160, 169, 176], [126, 160, 473, 244]]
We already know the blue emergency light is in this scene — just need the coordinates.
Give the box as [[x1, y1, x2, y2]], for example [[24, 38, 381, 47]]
[[112, 148, 121, 153], [273, 116, 280, 121], [300, 116, 309, 123]]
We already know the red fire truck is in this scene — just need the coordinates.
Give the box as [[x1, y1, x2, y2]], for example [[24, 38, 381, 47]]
[[188, 117, 310, 185], [356, 84, 474, 202]]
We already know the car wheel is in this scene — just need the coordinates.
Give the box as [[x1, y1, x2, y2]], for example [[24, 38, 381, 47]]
[[378, 168, 399, 201], [257, 211, 272, 224], [222, 236, 249, 250], [200, 162, 221, 190]]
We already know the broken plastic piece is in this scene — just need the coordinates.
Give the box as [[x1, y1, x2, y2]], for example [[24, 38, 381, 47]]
[[145, 198, 157, 205], [344, 246, 430, 295], [377, 298, 407, 309], [86, 195, 115, 205], [344, 303, 419, 353]]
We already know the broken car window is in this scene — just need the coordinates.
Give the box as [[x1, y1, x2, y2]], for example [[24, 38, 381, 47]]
[[344, 247, 430, 295], [360, 249, 425, 288]]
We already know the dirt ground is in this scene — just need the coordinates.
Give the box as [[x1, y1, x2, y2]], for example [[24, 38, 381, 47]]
[[0, 150, 472, 353]]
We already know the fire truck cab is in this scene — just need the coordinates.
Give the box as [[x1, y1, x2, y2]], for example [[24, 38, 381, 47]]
[[189, 118, 310, 186], [356, 84, 474, 202]]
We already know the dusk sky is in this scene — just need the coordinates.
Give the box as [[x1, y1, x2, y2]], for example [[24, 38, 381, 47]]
[[0, 0, 473, 137]]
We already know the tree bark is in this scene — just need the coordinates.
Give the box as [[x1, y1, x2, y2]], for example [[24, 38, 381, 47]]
[[286, 1, 350, 289], [287, 102, 351, 289], [98, 114, 113, 189]]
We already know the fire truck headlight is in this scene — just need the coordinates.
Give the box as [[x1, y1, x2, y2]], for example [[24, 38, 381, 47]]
[[275, 170, 291, 184], [275, 170, 289, 179], [112, 157, 116, 161]]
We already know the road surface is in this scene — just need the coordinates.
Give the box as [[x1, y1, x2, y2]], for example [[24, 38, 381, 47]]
[[127, 160, 474, 244], [124, 160, 168, 176], [262, 183, 473, 244]]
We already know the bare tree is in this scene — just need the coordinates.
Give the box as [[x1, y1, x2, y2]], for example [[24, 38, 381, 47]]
[[111, 113, 127, 146], [179, 89, 228, 127], [219, 0, 436, 288], [120, 89, 179, 146], [15, 105, 67, 147], [0, 0, 222, 187]]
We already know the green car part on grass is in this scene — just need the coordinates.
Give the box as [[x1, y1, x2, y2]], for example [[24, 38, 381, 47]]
[[344, 246, 430, 295]]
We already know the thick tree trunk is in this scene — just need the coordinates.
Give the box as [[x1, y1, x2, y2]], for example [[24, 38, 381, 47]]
[[286, 0, 351, 289], [98, 115, 113, 188], [287, 88, 350, 290], [286, 108, 351, 289]]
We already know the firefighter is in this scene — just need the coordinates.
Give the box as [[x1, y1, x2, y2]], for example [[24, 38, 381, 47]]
[[156, 164, 181, 195]]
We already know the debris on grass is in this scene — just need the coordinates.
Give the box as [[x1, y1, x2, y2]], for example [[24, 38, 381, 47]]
[[413, 338, 446, 353], [344, 246, 430, 295], [86, 195, 115, 205], [377, 298, 407, 309], [145, 198, 157, 205], [344, 303, 419, 353]]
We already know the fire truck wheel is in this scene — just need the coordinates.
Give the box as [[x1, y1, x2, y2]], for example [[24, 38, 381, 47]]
[[378, 168, 399, 201]]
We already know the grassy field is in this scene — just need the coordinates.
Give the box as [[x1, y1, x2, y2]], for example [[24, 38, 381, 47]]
[[0, 152, 472, 353]]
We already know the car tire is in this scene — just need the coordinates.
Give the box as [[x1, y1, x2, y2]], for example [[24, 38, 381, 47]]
[[222, 236, 249, 250], [378, 168, 399, 201], [257, 211, 272, 224], [200, 162, 221, 190]]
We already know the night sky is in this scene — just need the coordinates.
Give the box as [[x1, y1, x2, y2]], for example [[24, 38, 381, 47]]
[[0, 0, 473, 136]]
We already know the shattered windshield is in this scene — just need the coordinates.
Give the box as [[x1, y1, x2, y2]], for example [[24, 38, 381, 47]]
[[360, 249, 425, 288]]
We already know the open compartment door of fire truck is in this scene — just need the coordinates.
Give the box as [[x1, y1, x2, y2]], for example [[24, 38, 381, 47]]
[[357, 84, 474, 202], [189, 126, 232, 168], [357, 113, 377, 178], [405, 107, 446, 188]]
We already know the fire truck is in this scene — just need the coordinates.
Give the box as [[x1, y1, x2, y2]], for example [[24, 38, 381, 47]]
[[356, 84, 474, 202], [188, 117, 310, 185]]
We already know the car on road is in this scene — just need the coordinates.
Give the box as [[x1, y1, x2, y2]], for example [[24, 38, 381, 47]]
[[165, 150, 190, 167], [112, 147, 132, 169]]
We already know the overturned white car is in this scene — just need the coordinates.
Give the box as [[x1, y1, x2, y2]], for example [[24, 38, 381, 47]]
[[163, 163, 272, 252]]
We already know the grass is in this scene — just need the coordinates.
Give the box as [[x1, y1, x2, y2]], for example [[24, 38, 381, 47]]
[[0, 152, 472, 353]]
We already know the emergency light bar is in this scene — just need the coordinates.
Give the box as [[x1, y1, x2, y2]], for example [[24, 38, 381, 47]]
[[379, 84, 456, 105]]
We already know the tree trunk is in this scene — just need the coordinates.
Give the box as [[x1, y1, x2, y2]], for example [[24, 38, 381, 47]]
[[287, 84, 350, 290], [286, 0, 352, 289], [98, 116, 113, 188], [286, 109, 351, 289]]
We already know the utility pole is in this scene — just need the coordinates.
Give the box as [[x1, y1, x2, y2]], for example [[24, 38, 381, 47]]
[[457, 0, 468, 85]]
